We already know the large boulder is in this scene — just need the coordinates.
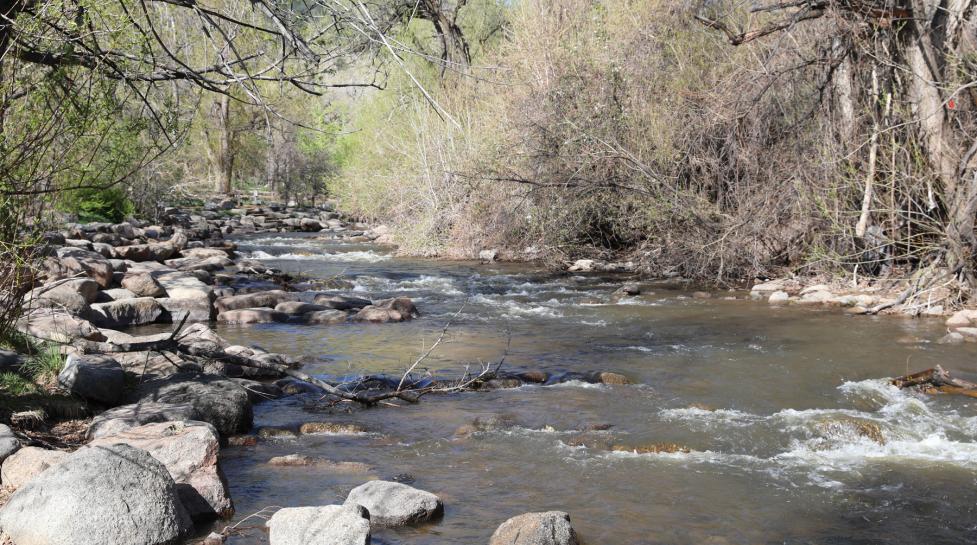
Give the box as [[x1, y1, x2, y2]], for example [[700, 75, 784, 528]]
[[25, 278, 100, 314], [87, 297, 167, 328], [313, 294, 371, 311], [216, 290, 299, 313], [88, 402, 198, 439], [0, 444, 192, 545], [489, 512, 580, 545], [122, 273, 168, 298], [130, 374, 252, 436], [43, 247, 114, 288], [266, 504, 370, 545], [344, 480, 443, 527], [89, 421, 233, 521], [156, 297, 215, 323], [351, 298, 418, 323], [0, 424, 20, 463], [58, 354, 126, 406], [0, 446, 66, 488], [217, 308, 289, 324], [18, 309, 105, 343]]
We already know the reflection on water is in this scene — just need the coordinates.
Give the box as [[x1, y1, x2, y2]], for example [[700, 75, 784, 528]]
[[215, 232, 977, 545]]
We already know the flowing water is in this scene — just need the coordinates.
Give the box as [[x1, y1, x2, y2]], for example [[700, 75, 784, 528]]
[[213, 232, 977, 545]]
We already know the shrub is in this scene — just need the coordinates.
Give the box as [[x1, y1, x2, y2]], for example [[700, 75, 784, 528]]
[[65, 186, 135, 223]]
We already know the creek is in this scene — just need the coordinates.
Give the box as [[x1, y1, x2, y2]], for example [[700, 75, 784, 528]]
[[214, 232, 977, 545]]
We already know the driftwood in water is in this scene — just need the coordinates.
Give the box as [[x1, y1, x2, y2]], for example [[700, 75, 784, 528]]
[[891, 365, 977, 398], [73, 312, 501, 406]]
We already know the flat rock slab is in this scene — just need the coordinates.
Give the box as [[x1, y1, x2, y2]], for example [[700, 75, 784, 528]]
[[89, 421, 233, 521], [489, 511, 580, 545], [0, 446, 67, 488], [18, 309, 105, 343], [130, 374, 253, 436], [0, 444, 191, 545], [87, 297, 168, 328], [266, 504, 370, 545], [88, 401, 198, 439], [344, 480, 443, 527]]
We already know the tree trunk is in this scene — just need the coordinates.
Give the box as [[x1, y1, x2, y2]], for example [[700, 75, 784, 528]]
[[905, 0, 976, 290], [265, 122, 278, 194], [212, 94, 233, 194], [831, 37, 855, 142]]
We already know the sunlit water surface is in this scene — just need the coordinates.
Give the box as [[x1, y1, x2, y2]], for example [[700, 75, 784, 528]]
[[204, 233, 977, 545]]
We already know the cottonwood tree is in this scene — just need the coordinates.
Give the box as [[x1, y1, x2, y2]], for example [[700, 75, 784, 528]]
[[698, 0, 977, 308]]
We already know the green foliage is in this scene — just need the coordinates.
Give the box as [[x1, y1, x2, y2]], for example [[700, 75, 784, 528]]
[[0, 372, 40, 397], [21, 343, 65, 385], [65, 186, 135, 223]]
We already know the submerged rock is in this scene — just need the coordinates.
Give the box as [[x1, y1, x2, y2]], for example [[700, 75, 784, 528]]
[[257, 427, 299, 439], [266, 455, 371, 473], [266, 504, 370, 545], [299, 422, 367, 435], [0, 444, 192, 545], [344, 480, 443, 527], [489, 511, 579, 545]]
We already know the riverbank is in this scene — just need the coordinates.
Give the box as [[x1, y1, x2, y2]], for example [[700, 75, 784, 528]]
[[2, 198, 977, 544], [0, 199, 631, 545]]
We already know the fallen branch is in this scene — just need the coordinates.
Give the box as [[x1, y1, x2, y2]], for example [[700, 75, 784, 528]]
[[891, 365, 977, 398]]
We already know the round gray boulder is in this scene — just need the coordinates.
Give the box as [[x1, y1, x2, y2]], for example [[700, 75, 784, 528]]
[[344, 480, 443, 527], [0, 443, 192, 545]]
